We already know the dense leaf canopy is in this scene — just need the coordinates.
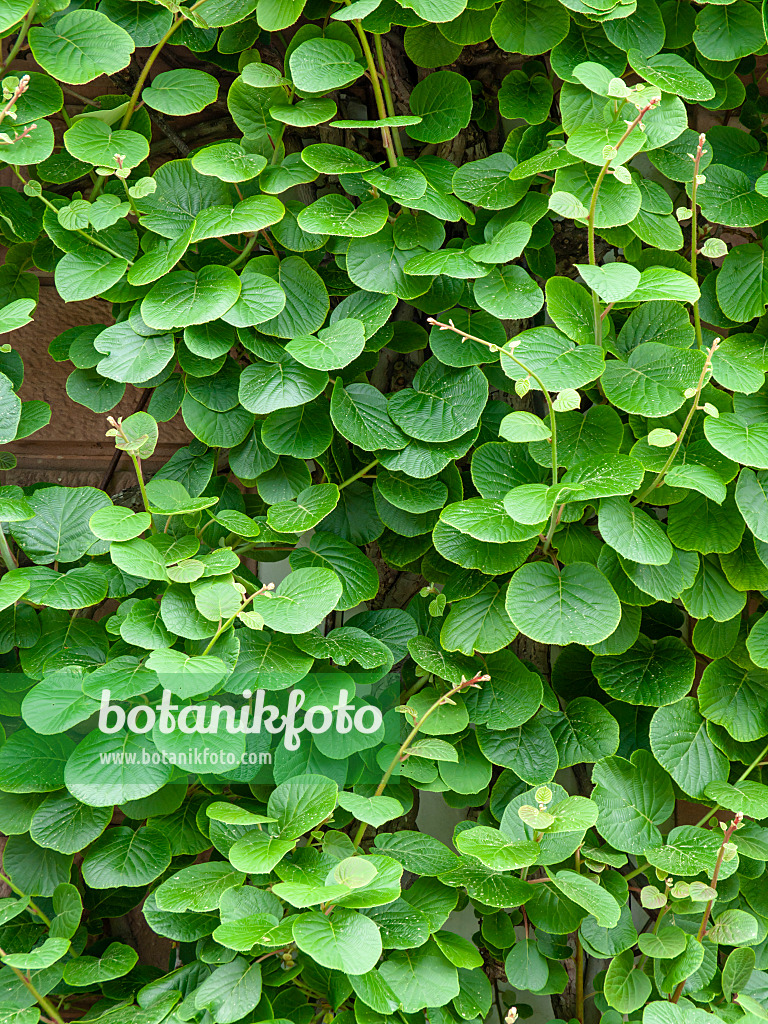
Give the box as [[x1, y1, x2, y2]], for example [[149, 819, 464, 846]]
[[0, 1, 766, 1023]]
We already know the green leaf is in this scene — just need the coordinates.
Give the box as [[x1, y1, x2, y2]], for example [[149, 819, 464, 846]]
[[378, 943, 459, 1012], [699, 658, 768, 741], [723, 947, 756, 1001], [696, 166, 768, 229], [142, 69, 218, 114], [504, 939, 549, 991], [548, 698, 620, 766], [388, 358, 486, 442], [455, 827, 540, 871], [598, 498, 673, 565], [141, 266, 241, 329], [194, 195, 285, 243], [408, 70, 473, 143], [94, 320, 175, 383], [708, 909, 759, 946], [239, 355, 328, 415], [289, 39, 364, 91], [0, 372, 21, 444], [604, 949, 652, 1013], [63, 119, 148, 170], [578, 263, 640, 302], [191, 142, 267, 182], [650, 698, 729, 799], [637, 926, 687, 960], [293, 907, 382, 974], [10, 486, 109, 564], [499, 326, 604, 391], [65, 732, 171, 806], [29, 10, 135, 85], [80, 824, 171, 890], [705, 779, 768, 820], [705, 413, 768, 469], [286, 319, 366, 370], [267, 483, 340, 533], [627, 49, 714, 101], [491, 0, 569, 54], [250, 567, 342, 633], [548, 869, 621, 927], [474, 265, 543, 320], [506, 561, 621, 646], [156, 862, 246, 912], [195, 959, 263, 1024], [716, 243, 768, 322], [63, 943, 137, 986], [602, 344, 706, 416], [592, 750, 674, 853], [593, 636, 695, 706], [694, 1, 764, 61], [297, 196, 388, 238]]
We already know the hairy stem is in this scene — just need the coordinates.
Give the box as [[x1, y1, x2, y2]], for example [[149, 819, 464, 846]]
[[201, 583, 274, 655], [689, 132, 706, 350], [0, 872, 51, 926], [671, 814, 742, 1003], [426, 317, 560, 548], [0, 954, 65, 1024], [587, 98, 659, 346], [128, 453, 155, 530], [351, 670, 488, 848], [574, 847, 584, 1024], [13, 169, 132, 263], [633, 337, 719, 503], [228, 234, 258, 269]]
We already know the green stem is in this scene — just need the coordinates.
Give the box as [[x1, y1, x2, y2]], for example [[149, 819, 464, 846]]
[[695, 737, 768, 828], [227, 234, 257, 269], [426, 317, 560, 548], [339, 458, 379, 490], [624, 861, 649, 881], [120, 18, 184, 130], [633, 337, 719, 504], [0, 0, 39, 76], [373, 34, 404, 160], [351, 671, 488, 849], [586, 98, 659, 346], [0, 959, 65, 1024], [129, 453, 155, 532], [201, 584, 272, 655], [0, 872, 51, 926], [352, 21, 397, 167], [574, 848, 584, 1024], [671, 815, 741, 1003], [0, 526, 16, 571], [689, 133, 706, 350], [13, 170, 132, 262]]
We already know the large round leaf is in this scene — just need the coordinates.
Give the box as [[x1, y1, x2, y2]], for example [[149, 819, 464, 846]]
[[649, 698, 729, 800], [593, 635, 695, 706], [29, 10, 134, 85], [293, 907, 382, 974], [141, 266, 241, 329], [388, 358, 487, 442], [250, 568, 342, 633], [408, 71, 473, 143], [506, 561, 621, 646]]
